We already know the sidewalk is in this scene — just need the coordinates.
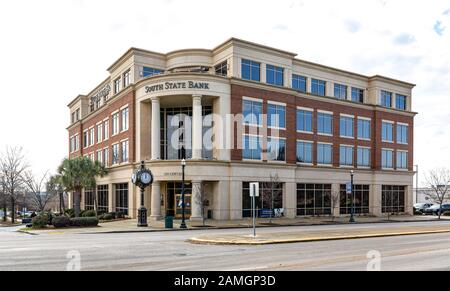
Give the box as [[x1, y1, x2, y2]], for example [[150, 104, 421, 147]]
[[189, 223, 450, 245], [18, 215, 447, 235]]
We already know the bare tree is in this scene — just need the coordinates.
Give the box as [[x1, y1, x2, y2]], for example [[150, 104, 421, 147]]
[[425, 168, 450, 219], [0, 174, 6, 222], [47, 175, 66, 215], [0, 147, 29, 224], [262, 174, 283, 223], [23, 170, 56, 213]]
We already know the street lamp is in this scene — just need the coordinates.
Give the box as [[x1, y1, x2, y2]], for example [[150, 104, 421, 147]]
[[180, 159, 187, 229], [349, 170, 355, 223], [131, 161, 154, 227]]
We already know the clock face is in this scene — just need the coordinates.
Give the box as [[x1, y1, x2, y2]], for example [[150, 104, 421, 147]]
[[141, 172, 152, 185]]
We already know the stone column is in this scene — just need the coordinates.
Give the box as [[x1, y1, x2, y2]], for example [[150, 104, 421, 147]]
[[150, 181, 162, 220], [371, 184, 382, 217], [332, 183, 341, 217], [284, 182, 297, 219], [192, 95, 203, 160], [151, 97, 161, 160], [230, 181, 243, 220], [108, 184, 114, 213], [190, 181, 203, 221]]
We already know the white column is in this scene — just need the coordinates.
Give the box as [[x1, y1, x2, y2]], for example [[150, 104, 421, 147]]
[[150, 181, 162, 220], [284, 182, 297, 219], [151, 97, 161, 160], [191, 181, 203, 221], [332, 183, 341, 217], [192, 95, 203, 160], [108, 184, 114, 213]]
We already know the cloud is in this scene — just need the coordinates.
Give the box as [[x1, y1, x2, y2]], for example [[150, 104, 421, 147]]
[[273, 24, 289, 31], [394, 33, 415, 45], [434, 21, 445, 36], [444, 9, 450, 15], [344, 20, 361, 33]]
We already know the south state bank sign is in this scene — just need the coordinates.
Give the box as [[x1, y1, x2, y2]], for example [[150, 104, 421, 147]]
[[145, 81, 211, 94]]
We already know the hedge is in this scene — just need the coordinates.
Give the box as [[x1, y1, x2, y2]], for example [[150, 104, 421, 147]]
[[32, 215, 49, 229], [70, 217, 99, 227], [82, 210, 97, 217], [99, 213, 114, 221], [52, 216, 71, 228]]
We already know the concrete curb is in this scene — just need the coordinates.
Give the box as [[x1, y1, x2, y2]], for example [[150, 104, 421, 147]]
[[188, 229, 450, 245]]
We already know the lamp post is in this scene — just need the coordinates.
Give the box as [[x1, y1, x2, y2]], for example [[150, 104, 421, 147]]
[[349, 170, 355, 223], [131, 161, 154, 227], [180, 159, 187, 229]]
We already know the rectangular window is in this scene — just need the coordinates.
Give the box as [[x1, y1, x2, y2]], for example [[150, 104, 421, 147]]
[[267, 138, 286, 162], [340, 184, 370, 214], [397, 124, 409, 144], [266, 64, 284, 86], [352, 87, 364, 103], [123, 70, 131, 88], [115, 183, 129, 216], [317, 112, 333, 135], [97, 124, 103, 143], [297, 109, 313, 133], [340, 145, 354, 166], [382, 149, 394, 169], [89, 128, 95, 146], [397, 151, 408, 169], [297, 141, 313, 164], [103, 148, 109, 167], [114, 78, 121, 94], [241, 59, 260, 82], [357, 118, 371, 140], [242, 135, 261, 160], [112, 113, 120, 135], [317, 143, 332, 165], [340, 116, 354, 138], [104, 120, 109, 140], [380, 90, 392, 107], [357, 147, 371, 167], [142, 67, 164, 77], [292, 75, 307, 92], [112, 144, 119, 165], [121, 140, 129, 163], [396, 94, 407, 110], [83, 131, 89, 148], [96, 150, 102, 164], [311, 79, 326, 96], [97, 185, 109, 213], [243, 99, 262, 126], [382, 185, 405, 213], [334, 83, 347, 99], [382, 121, 394, 142], [215, 61, 227, 76], [84, 189, 95, 210], [267, 103, 286, 128], [297, 184, 332, 216], [121, 107, 129, 132]]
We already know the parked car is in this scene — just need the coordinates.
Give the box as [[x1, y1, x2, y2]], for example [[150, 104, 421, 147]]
[[413, 203, 434, 213], [424, 204, 450, 216]]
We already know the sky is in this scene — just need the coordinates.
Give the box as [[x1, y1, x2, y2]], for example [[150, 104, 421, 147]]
[[0, 0, 449, 186]]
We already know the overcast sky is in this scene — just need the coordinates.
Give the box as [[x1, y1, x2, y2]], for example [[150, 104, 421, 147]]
[[0, 0, 449, 185]]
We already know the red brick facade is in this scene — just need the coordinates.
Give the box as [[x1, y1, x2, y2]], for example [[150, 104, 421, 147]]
[[231, 84, 414, 171], [67, 89, 136, 165]]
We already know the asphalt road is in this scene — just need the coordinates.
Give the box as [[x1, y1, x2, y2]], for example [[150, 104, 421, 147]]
[[1, 221, 450, 271]]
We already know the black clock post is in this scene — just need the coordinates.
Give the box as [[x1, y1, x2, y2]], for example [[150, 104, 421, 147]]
[[132, 161, 154, 227]]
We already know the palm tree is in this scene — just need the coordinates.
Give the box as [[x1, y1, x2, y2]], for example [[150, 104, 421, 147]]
[[57, 157, 107, 217], [47, 174, 66, 215]]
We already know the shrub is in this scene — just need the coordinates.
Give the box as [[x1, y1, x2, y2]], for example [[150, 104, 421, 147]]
[[32, 215, 49, 229], [117, 212, 125, 219], [64, 209, 75, 218], [82, 210, 97, 217], [52, 216, 71, 228], [414, 210, 423, 216], [442, 211, 450, 217], [70, 217, 99, 227], [100, 213, 114, 221], [107, 212, 117, 219]]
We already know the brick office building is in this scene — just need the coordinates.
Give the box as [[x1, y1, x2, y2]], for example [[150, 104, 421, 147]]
[[67, 38, 416, 220]]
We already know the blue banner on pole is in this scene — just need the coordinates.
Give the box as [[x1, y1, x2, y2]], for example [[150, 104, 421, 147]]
[[346, 182, 352, 194]]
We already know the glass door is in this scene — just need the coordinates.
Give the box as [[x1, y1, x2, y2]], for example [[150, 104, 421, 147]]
[[175, 194, 192, 219]]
